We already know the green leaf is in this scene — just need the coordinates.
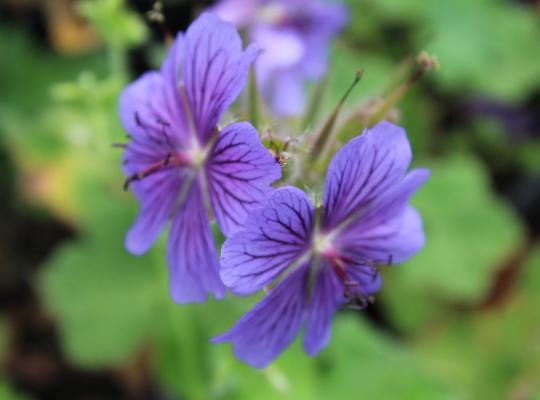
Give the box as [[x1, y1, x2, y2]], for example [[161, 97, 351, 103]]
[[317, 316, 458, 399], [409, 246, 540, 397], [41, 197, 161, 366], [0, 381, 30, 400], [78, 0, 148, 50], [422, 0, 540, 100]]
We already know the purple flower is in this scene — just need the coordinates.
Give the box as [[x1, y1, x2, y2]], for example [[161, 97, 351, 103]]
[[213, 0, 347, 116], [213, 121, 430, 367], [119, 13, 281, 303]]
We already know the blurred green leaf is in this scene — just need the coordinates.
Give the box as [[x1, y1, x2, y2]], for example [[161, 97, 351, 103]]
[[0, 27, 106, 113], [424, 0, 540, 100], [42, 196, 161, 366], [409, 246, 540, 398], [317, 316, 458, 399], [0, 381, 29, 400], [78, 0, 148, 50]]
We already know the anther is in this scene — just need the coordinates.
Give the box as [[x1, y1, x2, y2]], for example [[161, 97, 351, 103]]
[[156, 118, 171, 127]]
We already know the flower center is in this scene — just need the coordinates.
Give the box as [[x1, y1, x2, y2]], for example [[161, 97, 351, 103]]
[[184, 143, 210, 169], [312, 231, 336, 258]]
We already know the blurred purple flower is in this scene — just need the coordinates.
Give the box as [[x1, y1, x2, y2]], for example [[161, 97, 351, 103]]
[[120, 13, 281, 304], [213, 122, 429, 368], [213, 0, 347, 116]]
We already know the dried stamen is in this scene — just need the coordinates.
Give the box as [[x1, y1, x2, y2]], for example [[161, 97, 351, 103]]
[[123, 154, 172, 190]]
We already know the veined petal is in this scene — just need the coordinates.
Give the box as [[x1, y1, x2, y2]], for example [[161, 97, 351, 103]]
[[335, 168, 429, 267], [125, 169, 183, 255], [183, 12, 259, 143], [160, 34, 189, 141], [220, 187, 314, 294], [207, 122, 281, 237], [167, 180, 226, 303], [119, 37, 189, 155], [339, 206, 427, 265], [322, 121, 413, 230], [353, 168, 430, 229], [303, 265, 343, 356], [212, 264, 309, 368], [120, 73, 173, 160]]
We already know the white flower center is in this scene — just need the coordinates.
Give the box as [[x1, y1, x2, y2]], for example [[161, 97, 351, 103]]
[[312, 232, 335, 256], [186, 145, 209, 169]]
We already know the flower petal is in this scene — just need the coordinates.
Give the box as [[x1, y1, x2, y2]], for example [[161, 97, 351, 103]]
[[207, 122, 281, 237], [339, 206, 427, 265], [303, 265, 343, 356], [347, 263, 383, 295], [335, 167, 429, 268], [220, 187, 314, 294], [212, 0, 258, 26], [125, 169, 183, 255], [183, 12, 259, 143], [267, 70, 306, 117], [299, 2, 348, 79], [253, 26, 305, 79], [322, 121, 413, 230], [167, 180, 226, 303], [212, 264, 309, 368], [119, 36, 188, 154], [160, 34, 189, 139]]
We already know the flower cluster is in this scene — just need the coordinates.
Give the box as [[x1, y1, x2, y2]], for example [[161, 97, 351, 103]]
[[120, 13, 280, 303], [119, 9, 429, 368]]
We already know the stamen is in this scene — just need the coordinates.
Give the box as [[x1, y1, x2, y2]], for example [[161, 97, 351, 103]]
[[156, 117, 174, 149], [123, 153, 172, 190], [329, 253, 392, 309], [156, 118, 171, 127], [134, 112, 161, 146]]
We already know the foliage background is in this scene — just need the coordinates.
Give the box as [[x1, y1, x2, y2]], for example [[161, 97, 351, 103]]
[[0, 0, 539, 398]]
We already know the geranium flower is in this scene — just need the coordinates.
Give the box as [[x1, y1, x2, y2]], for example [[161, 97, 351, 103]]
[[213, 0, 347, 116], [120, 13, 281, 303], [213, 121, 429, 367]]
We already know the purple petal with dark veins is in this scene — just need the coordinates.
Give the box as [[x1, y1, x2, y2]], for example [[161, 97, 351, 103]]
[[220, 187, 314, 294], [183, 12, 259, 143], [207, 122, 281, 237], [167, 179, 226, 303], [160, 34, 189, 141], [212, 264, 309, 368], [322, 121, 413, 230], [125, 169, 183, 256], [119, 36, 189, 156], [303, 264, 343, 356], [356, 169, 430, 228], [338, 206, 427, 266]]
